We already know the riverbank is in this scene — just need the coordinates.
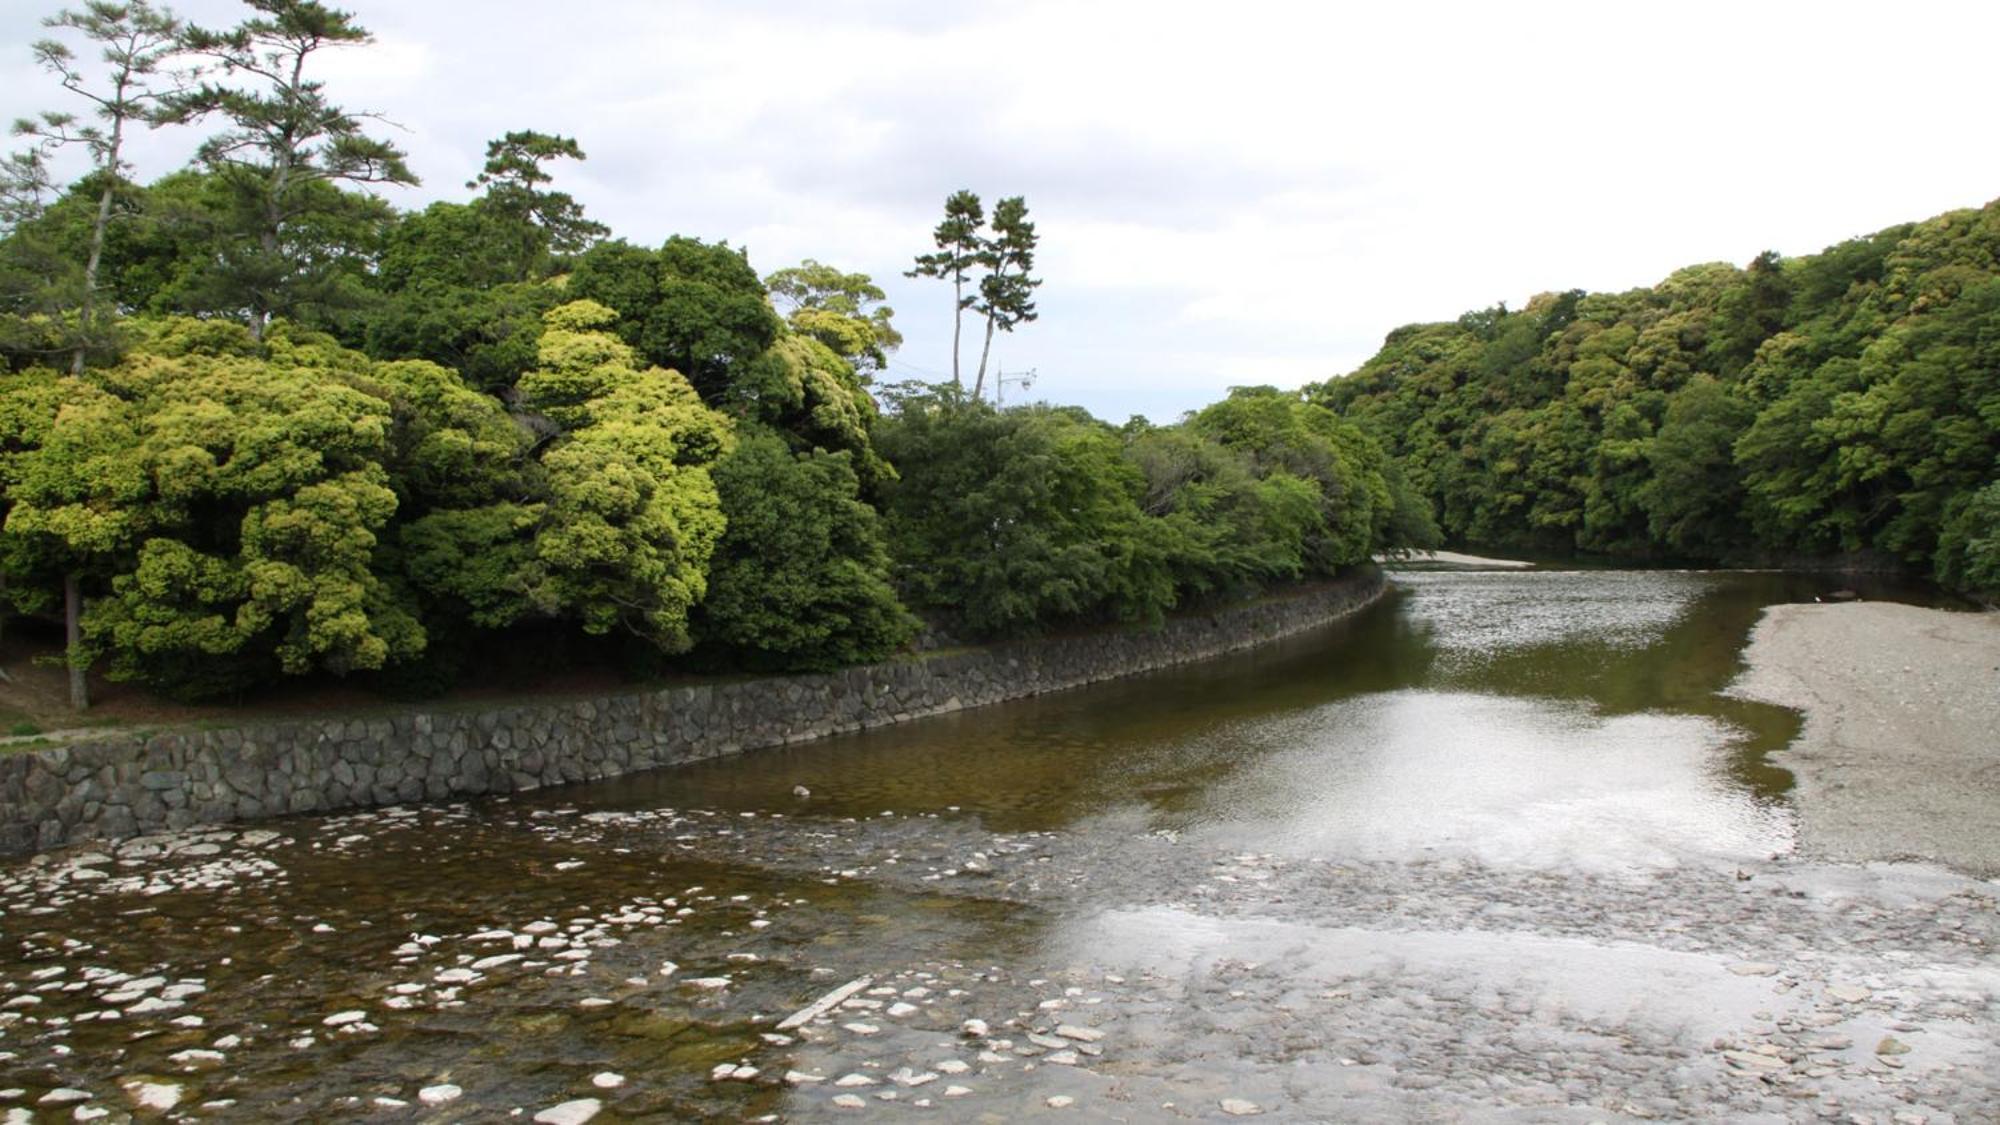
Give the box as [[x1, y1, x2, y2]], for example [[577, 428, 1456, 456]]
[[0, 570, 1386, 855], [1731, 601, 2000, 877]]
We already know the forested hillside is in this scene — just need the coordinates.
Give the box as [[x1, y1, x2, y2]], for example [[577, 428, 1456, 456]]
[[1314, 200, 2000, 600], [0, 1, 1425, 709]]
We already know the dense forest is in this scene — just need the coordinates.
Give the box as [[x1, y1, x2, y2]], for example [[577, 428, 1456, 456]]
[[0, 1, 1426, 709], [1315, 201, 2000, 603]]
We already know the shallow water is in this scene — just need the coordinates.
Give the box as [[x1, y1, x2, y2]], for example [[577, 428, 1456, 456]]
[[4, 566, 1988, 1122], [614, 568, 1816, 861]]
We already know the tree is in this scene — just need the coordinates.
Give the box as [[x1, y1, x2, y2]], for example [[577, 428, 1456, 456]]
[[1188, 387, 1394, 573], [408, 301, 734, 653], [169, 0, 416, 336], [0, 368, 138, 708], [5, 324, 430, 703], [730, 332, 893, 491], [875, 394, 1173, 638], [906, 189, 983, 389], [764, 258, 902, 374], [467, 129, 606, 281], [971, 195, 1039, 399], [14, 0, 186, 373], [1637, 375, 1754, 556], [0, 151, 75, 371], [0, 149, 57, 238], [568, 236, 781, 402], [695, 425, 913, 671]]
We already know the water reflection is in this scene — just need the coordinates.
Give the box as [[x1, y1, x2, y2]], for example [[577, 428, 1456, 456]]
[[594, 568, 1833, 869], [1167, 690, 1791, 870]]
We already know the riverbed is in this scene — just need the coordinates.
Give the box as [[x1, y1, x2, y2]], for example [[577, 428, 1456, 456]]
[[2, 569, 1995, 1121]]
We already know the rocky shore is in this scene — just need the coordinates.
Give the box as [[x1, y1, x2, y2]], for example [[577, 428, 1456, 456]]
[[1731, 602, 2000, 877]]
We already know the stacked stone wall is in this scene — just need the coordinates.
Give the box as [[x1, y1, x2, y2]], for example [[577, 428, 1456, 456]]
[[0, 570, 1386, 854]]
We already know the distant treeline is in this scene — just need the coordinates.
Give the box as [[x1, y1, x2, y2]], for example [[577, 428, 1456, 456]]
[[0, 3, 1429, 707], [1314, 200, 2000, 601]]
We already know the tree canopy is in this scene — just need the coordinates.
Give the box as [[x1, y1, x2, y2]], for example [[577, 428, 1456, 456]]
[[1314, 198, 2000, 601]]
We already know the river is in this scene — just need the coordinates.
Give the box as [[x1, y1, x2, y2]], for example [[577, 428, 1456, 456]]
[[2, 566, 1996, 1121]]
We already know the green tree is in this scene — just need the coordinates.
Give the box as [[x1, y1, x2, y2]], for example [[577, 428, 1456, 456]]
[[0, 367, 140, 707], [0, 149, 56, 237], [466, 129, 606, 281], [7, 325, 427, 702], [170, 0, 416, 336], [971, 195, 1039, 399], [764, 258, 902, 374], [363, 276, 558, 393], [567, 236, 780, 402], [730, 332, 893, 491], [876, 394, 1173, 638], [1637, 375, 1754, 556], [1935, 482, 2000, 600], [1187, 387, 1394, 572], [13, 0, 185, 373], [408, 301, 734, 654], [695, 426, 913, 670], [906, 189, 983, 389]]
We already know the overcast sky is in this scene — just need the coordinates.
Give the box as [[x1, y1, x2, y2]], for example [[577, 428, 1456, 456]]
[[5, 0, 1999, 421]]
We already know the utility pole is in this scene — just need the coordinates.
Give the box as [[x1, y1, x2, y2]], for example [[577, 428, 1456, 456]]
[[996, 365, 1036, 407]]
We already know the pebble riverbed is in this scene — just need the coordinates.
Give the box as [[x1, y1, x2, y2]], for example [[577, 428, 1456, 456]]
[[3, 568, 1994, 1121], [1, 797, 1995, 1122]]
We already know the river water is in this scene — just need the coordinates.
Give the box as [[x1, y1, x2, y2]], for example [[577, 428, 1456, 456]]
[[3, 567, 1996, 1122]]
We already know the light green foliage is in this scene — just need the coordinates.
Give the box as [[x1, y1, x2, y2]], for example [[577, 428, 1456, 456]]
[[6, 334, 423, 697], [515, 298, 639, 427], [1187, 387, 1396, 573], [412, 300, 733, 653], [566, 245, 890, 487], [735, 333, 893, 490], [765, 258, 902, 374], [527, 402, 727, 649], [4, 377, 145, 556], [696, 426, 913, 671]]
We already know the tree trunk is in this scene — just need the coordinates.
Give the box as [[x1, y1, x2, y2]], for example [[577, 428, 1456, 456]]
[[949, 274, 963, 390], [64, 573, 88, 712], [973, 314, 997, 401], [71, 108, 127, 377]]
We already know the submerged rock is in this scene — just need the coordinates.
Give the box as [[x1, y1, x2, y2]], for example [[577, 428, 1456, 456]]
[[532, 1098, 601, 1125]]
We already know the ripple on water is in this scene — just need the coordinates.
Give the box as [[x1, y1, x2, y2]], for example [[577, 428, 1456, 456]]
[[1398, 569, 1708, 657]]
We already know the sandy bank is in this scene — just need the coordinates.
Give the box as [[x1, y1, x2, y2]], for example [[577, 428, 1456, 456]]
[[1731, 601, 2000, 877]]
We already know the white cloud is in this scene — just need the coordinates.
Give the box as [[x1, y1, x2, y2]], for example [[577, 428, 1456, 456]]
[[3, 0, 1998, 421]]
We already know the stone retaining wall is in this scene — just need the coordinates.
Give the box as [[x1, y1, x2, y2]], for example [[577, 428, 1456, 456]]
[[0, 569, 1386, 855]]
